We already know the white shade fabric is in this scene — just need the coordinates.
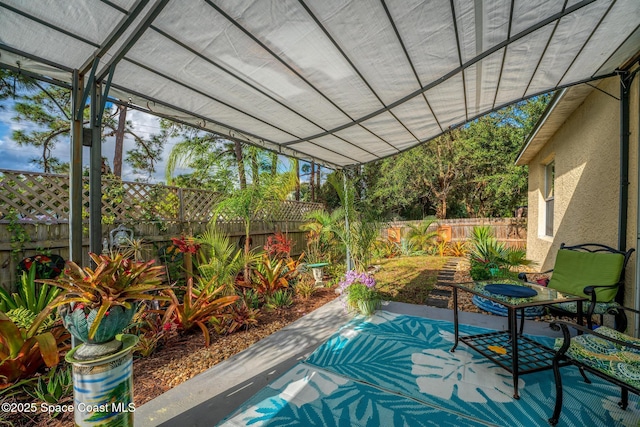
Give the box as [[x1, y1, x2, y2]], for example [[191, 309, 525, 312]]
[[1, 0, 638, 168]]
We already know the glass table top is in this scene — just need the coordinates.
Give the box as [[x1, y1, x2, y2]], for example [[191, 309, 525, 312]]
[[452, 279, 587, 308]]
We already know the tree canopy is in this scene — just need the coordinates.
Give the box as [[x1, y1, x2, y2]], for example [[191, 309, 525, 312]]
[[322, 95, 551, 219]]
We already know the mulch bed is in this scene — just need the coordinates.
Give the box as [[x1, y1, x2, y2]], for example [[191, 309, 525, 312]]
[[4, 287, 339, 427]]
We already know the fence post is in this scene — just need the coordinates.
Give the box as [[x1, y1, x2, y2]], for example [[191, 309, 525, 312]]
[[178, 188, 185, 222]]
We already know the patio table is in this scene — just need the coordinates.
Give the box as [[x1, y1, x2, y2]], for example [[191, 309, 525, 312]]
[[449, 280, 587, 399]]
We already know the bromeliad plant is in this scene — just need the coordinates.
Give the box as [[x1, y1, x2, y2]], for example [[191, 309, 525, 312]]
[[0, 265, 60, 315], [264, 232, 293, 260], [35, 252, 169, 342], [252, 253, 304, 296], [162, 277, 239, 347]]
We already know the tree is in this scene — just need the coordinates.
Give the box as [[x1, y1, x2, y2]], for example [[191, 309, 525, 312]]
[[164, 127, 237, 192], [101, 106, 167, 180], [362, 96, 551, 219], [0, 70, 36, 104], [214, 166, 297, 281], [165, 123, 286, 191], [12, 85, 72, 173], [423, 131, 461, 219], [9, 79, 167, 178], [455, 95, 551, 216]]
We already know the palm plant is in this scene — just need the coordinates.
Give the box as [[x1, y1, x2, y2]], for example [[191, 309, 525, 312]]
[[196, 226, 247, 295], [301, 208, 344, 263], [214, 168, 297, 281], [405, 218, 439, 252], [327, 172, 383, 272]]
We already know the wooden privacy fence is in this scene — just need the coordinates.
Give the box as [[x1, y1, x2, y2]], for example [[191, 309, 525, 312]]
[[0, 169, 322, 291], [383, 218, 527, 248]]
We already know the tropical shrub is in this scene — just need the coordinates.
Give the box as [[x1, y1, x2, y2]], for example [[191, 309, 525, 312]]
[[0, 312, 67, 388], [171, 235, 201, 281], [264, 232, 293, 260], [36, 252, 169, 341], [295, 277, 317, 299], [468, 226, 532, 280], [373, 238, 401, 259], [448, 241, 469, 257], [214, 300, 261, 334], [252, 254, 303, 296], [24, 365, 73, 415], [435, 240, 449, 257], [126, 307, 176, 357], [17, 254, 65, 280], [6, 307, 55, 332], [0, 266, 60, 314]]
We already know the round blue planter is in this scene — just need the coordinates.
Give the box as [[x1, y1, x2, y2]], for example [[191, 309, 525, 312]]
[[471, 295, 545, 319]]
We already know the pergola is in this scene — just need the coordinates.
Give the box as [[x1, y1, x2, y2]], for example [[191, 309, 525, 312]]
[[1, 0, 639, 262]]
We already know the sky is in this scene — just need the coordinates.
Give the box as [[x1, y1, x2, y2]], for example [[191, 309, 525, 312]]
[[0, 97, 316, 185], [0, 98, 191, 183]]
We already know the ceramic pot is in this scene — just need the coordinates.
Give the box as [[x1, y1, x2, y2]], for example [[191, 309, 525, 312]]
[[61, 304, 136, 345], [357, 299, 381, 316]]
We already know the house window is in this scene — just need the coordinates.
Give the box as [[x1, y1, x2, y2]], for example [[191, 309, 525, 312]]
[[544, 161, 554, 236]]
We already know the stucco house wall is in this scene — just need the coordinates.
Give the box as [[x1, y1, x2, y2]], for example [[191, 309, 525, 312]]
[[522, 74, 639, 308]]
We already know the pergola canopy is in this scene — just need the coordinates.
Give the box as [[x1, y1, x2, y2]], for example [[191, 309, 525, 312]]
[[1, 0, 639, 169]]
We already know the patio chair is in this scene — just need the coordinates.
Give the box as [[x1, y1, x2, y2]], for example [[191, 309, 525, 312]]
[[519, 243, 634, 331], [548, 307, 640, 425]]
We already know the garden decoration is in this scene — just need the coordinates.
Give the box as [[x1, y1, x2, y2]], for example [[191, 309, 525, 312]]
[[338, 270, 381, 316], [65, 335, 138, 427], [306, 262, 329, 286], [35, 252, 168, 426], [109, 224, 134, 249]]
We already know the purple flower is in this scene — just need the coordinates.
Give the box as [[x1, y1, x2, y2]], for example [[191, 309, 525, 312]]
[[338, 270, 376, 290]]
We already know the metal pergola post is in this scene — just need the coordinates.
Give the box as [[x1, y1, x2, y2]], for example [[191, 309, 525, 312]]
[[89, 79, 102, 255], [343, 171, 353, 271], [69, 70, 84, 264]]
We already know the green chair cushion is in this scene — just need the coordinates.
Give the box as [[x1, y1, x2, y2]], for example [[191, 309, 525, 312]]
[[548, 249, 624, 302], [554, 326, 640, 390], [551, 301, 622, 316]]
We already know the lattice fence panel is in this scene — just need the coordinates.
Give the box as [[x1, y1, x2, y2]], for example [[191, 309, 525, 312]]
[[1, 170, 324, 225], [0, 170, 70, 221], [182, 188, 223, 222]]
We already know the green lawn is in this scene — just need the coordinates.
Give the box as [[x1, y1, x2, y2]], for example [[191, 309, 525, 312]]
[[374, 255, 449, 304]]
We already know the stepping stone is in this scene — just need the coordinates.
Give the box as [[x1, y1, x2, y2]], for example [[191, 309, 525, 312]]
[[425, 298, 449, 308], [426, 257, 463, 308], [430, 289, 451, 297]]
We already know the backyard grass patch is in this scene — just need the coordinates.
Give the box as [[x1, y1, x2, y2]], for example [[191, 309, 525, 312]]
[[374, 255, 448, 304]]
